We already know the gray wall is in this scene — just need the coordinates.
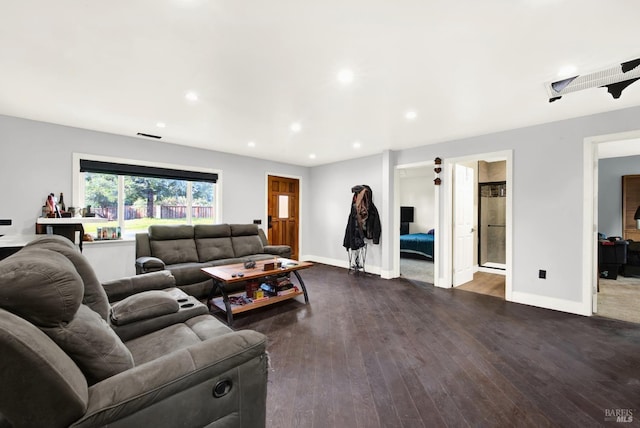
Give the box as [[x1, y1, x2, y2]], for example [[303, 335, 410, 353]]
[[307, 154, 383, 270], [598, 155, 640, 238], [0, 114, 309, 245], [393, 106, 640, 304], [4, 104, 640, 313]]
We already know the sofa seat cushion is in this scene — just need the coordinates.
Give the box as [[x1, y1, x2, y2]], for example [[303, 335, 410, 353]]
[[166, 262, 213, 285], [125, 314, 232, 366], [246, 254, 282, 262], [196, 237, 234, 262], [185, 314, 232, 340], [150, 239, 198, 265], [110, 291, 180, 326], [203, 258, 242, 268], [42, 304, 134, 385]]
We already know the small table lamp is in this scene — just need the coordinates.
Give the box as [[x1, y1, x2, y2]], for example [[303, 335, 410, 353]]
[[635, 206, 640, 229]]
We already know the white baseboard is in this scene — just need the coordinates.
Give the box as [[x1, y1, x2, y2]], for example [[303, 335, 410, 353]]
[[300, 255, 381, 276], [478, 266, 506, 276], [511, 291, 591, 316]]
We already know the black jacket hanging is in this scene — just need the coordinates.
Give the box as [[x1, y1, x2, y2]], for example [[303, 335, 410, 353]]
[[343, 185, 381, 250]]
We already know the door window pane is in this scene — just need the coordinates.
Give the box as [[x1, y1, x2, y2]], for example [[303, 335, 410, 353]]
[[278, 195, 289, 218]]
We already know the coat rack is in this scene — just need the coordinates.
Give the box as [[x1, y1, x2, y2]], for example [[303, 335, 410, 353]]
[[343, 184, 381, 275]]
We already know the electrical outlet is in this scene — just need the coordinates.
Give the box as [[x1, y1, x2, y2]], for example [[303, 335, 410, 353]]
[[253, 219, 262, 225], [538, 269, 546, 279]]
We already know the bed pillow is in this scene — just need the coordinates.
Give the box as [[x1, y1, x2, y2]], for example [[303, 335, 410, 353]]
[[427, 229, 435, 235]]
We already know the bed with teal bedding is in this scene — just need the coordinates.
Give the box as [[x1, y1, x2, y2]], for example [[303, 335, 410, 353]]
[[400, 232, 434, 259]]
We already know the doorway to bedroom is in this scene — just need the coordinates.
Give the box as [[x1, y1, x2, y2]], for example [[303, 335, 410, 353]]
[[398, 165, 435, 285]]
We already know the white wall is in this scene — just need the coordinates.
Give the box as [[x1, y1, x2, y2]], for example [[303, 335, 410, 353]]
[[399, 173, 435, 233], [306, 154, 383, 272], [598, 154, 640, 238], [392, 106, 640, 314], [0, 114, 309, 248]]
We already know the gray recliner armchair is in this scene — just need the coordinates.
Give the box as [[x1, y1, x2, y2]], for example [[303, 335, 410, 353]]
[[0, 236, 268, 428]]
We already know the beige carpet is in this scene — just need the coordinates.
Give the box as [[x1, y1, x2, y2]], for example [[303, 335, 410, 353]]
[[400, 255, 434, 284], [596, 276, 640, 324]]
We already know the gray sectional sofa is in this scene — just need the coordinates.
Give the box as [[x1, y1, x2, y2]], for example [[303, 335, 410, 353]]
[[135, 223, 292, 298], [0, 234, 268, 428]]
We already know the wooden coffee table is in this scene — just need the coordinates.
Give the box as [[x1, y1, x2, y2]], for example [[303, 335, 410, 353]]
[[201, 258, 313, 325]]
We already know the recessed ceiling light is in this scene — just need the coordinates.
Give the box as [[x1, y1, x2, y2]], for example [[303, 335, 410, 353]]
[[405, 110, 417, 120], [309, 153, 316, 159], [156, 122, 166, 128], [290, 122, 302, 133], [337, 68, 354, 85], [185, 91, 199, 102], [353, 141, 361, 149], [557, 65, 577, 78], [247, 141, 256, 148]]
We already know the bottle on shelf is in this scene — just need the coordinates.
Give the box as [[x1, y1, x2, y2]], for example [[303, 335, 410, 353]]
[[58, 193, 66, 212]]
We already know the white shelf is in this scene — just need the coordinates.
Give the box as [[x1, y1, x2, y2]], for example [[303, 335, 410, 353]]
[[0, 234, 39, 248], [36, 217, 107, 224]]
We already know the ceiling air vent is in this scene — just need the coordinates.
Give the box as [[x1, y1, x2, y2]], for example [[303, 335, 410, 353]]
[[137, 132, 162, 139], [547, 58, 640, 102]]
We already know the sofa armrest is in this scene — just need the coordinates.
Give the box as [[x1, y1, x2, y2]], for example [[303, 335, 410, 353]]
[[135, 256, 166, 274], [75, 330, 268, 428], [110, 291, 180, 326], [102, 270, 176, 303], [263, 245, 292, 258]]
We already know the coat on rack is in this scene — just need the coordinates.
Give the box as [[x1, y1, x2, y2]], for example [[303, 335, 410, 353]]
[[343, 184, 381, 250]]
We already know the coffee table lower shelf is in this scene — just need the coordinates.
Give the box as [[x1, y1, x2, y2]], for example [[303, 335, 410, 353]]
[[209, 290, 304, 316]]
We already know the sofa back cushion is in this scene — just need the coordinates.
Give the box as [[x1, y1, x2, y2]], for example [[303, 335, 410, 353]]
[[0, 247, 134, 385], [230, 224, 264, 257], [26, 236, 111, 321], [42, 304, 135, 385], [194, 224, 234, 262], [0, 249, 83, 327], [149, 225, 198, 265]]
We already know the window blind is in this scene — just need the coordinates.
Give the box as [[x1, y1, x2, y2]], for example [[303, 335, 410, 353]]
[[79, 159, 218, 183]]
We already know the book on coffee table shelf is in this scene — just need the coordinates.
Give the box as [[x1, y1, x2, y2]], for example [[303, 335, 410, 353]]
[[277, 287, 297, 296], [209, 287, 304, 314]]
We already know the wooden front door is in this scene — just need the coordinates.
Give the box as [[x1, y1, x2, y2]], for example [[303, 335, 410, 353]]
[[268, 175, 299, 260]]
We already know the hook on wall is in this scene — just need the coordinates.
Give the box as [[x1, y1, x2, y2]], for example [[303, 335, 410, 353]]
[[434, 157, 442, 185]]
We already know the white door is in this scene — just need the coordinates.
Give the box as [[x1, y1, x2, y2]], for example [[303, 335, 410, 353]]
[[453, 164, 474, 286]]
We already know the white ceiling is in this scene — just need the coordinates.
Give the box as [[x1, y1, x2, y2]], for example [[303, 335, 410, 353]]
[[2, 1, 640, 167]]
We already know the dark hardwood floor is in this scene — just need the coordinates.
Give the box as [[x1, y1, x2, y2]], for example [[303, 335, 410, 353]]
[[229, 264, 640, 428]]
